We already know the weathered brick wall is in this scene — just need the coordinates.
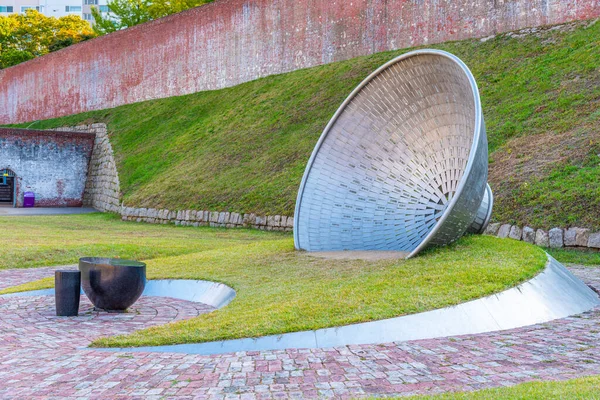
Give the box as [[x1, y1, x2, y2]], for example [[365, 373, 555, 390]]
[[2, 0, 599, 124], [0, 128, 95, 206]]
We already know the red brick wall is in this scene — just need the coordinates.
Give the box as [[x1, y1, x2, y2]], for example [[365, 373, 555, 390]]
[[1, 0, 598, 124], [0, 128, 95, 206]]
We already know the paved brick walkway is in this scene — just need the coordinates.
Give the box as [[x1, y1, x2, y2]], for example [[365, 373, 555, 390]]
[[0, 266, 599, 398], [0, 265, 77, 289]]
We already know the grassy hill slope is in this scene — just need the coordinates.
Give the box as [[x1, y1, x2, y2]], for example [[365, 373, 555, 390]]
[[15, 20, 600, 229]]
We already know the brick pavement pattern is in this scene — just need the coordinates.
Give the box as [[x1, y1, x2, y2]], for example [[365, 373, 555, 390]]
[[0, 265, 599, 398]]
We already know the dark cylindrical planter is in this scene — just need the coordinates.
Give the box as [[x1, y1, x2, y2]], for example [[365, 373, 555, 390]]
[[55, 270, 81, 316], [79, 257, 146, 311]]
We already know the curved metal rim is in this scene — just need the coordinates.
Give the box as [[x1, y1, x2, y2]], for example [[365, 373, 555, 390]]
[[99, 255, 600, 355], [1, 279, 237, 309], [294, 49, 483, 255], [79, 257, 146, 268], [480, 183, 494, 234]]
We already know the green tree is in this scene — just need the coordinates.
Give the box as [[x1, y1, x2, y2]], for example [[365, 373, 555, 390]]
[[0, 49, 34, 68], [0, 10, 96, 68], [91, 0, 212, 34], [91, 0, 151, 35]]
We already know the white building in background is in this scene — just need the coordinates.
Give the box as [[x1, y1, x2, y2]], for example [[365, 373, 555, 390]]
[[82, 0, 109, 23], [0, 0, 109, 22]]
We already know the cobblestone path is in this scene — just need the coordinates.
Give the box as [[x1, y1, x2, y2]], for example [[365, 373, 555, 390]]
[[0, 266, 599, 398]]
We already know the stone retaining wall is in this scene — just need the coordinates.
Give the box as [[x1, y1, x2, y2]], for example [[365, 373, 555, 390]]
[[59, 124, 291, 230], [119, 206, 293, 231], [52, 124, 293, 231], [52, 124, 121, 212], [485, 223, 600, 250]]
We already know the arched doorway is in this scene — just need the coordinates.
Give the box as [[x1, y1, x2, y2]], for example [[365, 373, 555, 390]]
[[0, 169, 16, 207]]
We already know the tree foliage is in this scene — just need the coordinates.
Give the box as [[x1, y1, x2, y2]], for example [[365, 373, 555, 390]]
[[0, 10, 95, 68], [91, 0, 212, 34]]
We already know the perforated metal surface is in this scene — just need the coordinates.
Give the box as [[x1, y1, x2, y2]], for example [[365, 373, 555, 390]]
[[294, 50, 492, 257]]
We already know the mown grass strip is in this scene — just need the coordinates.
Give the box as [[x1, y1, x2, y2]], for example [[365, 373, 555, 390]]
[[403, 375, 600, 399], [0, 215, 546, 347]]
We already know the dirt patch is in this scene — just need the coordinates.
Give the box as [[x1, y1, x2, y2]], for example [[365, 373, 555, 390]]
[[303, 251, 409, 261], [497, 19, 597, 44], [489, 129, 596, 186]]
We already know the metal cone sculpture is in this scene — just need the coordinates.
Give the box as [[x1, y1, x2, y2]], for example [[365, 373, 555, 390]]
[[294, 50, 493, 258]]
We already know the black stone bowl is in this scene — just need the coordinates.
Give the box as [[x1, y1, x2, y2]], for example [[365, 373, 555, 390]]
[[79, 257, 146, 311]]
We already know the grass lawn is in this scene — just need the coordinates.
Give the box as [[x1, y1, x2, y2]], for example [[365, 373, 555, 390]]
[[0, 213, 285, 270], [546, 248, 600, 266], [406, 375, 600, 399], [9, 20, 600, 230], [0, 215, 546, 348]]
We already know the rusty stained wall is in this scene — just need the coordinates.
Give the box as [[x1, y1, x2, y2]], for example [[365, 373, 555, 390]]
[[0, 128, 95, 206], [1, 0, 599, 124]]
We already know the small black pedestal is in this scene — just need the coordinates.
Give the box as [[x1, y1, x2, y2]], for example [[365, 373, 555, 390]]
[[55, 270, 81, 316]]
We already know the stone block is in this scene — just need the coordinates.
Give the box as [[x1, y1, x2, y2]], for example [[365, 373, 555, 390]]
[[484, 222, 500, 236], [508, 225, 522, 240], [243, 213, 256, 226], [588, 232, 600, 249], [497, 224, 511, 238], [210, 211, 219, 223], [535, 230, 549, 247], [548, 228, 563, 248], [575, 228, 591, 247], [564, 227, 590, 247], [256, 215, 266, 226], [564, 228, 577, 246], [522, 226, 535, 244]]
